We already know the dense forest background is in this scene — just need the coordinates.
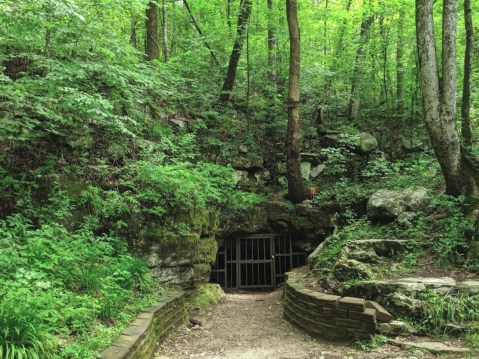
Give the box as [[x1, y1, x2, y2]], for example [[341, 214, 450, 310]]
[[1, 0, 479, 358]]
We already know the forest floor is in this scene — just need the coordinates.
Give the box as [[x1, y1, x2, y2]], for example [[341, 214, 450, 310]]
[[153, 290, 458, 359]]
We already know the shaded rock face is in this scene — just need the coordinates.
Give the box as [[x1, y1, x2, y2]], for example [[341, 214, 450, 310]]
[[219, 200, 336, 252], [321, 131, 378, 155], [131, 210, 219, 288], [144, 233, 217, 287], [357, 132, 378, 154], [367, 187, 430, 222], [342, 276, 479, 317], [227, 149, 271, 189], [315, 238, 409, 283]]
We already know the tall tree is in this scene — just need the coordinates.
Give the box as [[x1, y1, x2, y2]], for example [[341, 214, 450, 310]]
[[162, 0, 170, 62], [267, 0, 278, 90], [285, 0, 306, 203], [347, 0, 374, 121], [396, 6, 405, 115], [461, 0, 474, 146], [416, 0, 479, 195], [130, 9, 137, 48], [146, 1, 160, 61], [219, 0, 253, 103]]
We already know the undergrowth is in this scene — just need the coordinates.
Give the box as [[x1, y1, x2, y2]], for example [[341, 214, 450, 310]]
[[0, 194, 159, 359]]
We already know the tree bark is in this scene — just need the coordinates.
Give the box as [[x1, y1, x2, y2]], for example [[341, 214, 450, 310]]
[[396, 7, 405, 115], [347, 0, 374, 121], [146, 1, 160, 61], [416, 0, 479, 195], [461, 0, 473, 146], [219, 0, 253, 103], [162, 0, 170, 62], [183, 0, 220, 67], [286, 0, 306, 203], [267, 0, 278, 90], [130, 10, 137, 48]]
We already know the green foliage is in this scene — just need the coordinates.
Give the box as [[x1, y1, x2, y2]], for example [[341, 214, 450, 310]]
[[0, 202, 158, 358], [418, 292, 479, 335], [0, 292, 56, 359], [426, 195, 475, 266], [312, 218, 385, 271], [191, 284, 224, 310], [355, 334, 388, 351]]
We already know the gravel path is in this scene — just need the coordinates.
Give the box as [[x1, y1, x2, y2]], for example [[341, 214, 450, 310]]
[[153, 290, 440, 359]]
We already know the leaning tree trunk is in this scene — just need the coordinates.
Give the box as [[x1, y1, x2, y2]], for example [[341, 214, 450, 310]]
[[347, 0, 373, 121], [162, 0, 170, 62], [219, 0, 253, 103], [183, 0, 219, 66], [416, 0, 479, 195], [285, 0, 306, 203], [461, 0, 473, 146], [146, 1, 160, 61]]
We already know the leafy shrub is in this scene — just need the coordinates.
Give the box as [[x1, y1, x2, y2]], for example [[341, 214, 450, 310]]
[[0, 205, 158, 358], [418, 292, 479, 335], [0, 291, 56, 359]]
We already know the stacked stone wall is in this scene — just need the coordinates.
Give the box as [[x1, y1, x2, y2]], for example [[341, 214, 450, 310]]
[[283, 272, 381, 339], [102, 289, 191, 359]]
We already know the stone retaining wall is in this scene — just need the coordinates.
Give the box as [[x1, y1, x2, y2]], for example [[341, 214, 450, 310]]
[[101, 289, 191, 359], [283, 271, 385, 339]]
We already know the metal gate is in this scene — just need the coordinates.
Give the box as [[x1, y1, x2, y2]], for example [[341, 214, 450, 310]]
[[210, 234, 307, 290]]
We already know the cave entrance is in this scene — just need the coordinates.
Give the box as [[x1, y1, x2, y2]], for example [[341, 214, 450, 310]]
[[210, 234, 307, 290]]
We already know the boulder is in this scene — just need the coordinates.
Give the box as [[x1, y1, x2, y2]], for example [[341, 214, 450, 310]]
[[367, 187, 430, 222], [378, 320, 417, 336], [401, 137, 424, 154], [233, 170, 249, 186], [231, 154, 264, 170], [389, 293, 422, 317], [301, 162, 312, 179], [344, 239, 409, 258], [457, 279, 479, 294], [333, 259, 373, 281], [253, 169, 270, 187], [342, 277, 457, 298], [310, 164, 325, 178], [396, 212, 416, 227], [358, 132, 378, 154]]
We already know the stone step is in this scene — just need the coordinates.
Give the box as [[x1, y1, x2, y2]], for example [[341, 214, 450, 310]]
[[388, 339, 470, 355]]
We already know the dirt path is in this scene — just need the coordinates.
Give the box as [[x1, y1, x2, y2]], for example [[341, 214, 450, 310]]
[[154, 290, 438, 359]]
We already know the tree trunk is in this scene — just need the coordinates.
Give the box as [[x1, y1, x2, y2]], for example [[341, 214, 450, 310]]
[[162, 0, 170, 62], [323, 0, 352, 100], [347, 0, 374, 121], [396, 7, 405, 115], [130, 10, 137, 48], [461, 0, 473, 146], [267, 0, 278, 90], [44, 10, 51, 58], [416, 0, 479, 195], [146, 1, 160, 61], [183, 0, 220, 67], [286, 0, 306, 203], [219, 0, 253, 103]]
